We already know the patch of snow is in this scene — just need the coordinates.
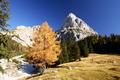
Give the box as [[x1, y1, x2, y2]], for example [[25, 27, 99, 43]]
[[0, 55, 38, 80], [0, 59, 8, 69]]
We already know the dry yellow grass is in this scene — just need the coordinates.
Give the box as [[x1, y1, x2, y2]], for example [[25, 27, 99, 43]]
[[22, 53, 120, 80]]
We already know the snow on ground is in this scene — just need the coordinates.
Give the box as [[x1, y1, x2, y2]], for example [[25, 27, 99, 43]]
[[0, 71, 30, 80], [0, 55, 36, 80]]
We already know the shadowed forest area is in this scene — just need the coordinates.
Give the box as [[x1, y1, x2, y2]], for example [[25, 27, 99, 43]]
[[58, 34, 120, 64]]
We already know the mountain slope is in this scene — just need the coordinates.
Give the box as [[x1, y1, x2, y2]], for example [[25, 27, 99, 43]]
[[57, 13, 98, 41], [11, 25, 41, 46]]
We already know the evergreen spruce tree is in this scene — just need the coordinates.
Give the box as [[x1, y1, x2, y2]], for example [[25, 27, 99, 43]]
[[79, 40, 89, 57], [0, 0, 10, 30], [0, 33, 24, 60], [73, 42, 81, 61], [88, 42, 93, 53], [83, 40, 89, 57], [58, 38, 69, 64], [66, 33, 76, 62]]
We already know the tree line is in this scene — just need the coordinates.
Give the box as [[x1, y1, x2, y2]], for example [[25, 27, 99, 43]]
[[85, 34, 120, 54], [58, 34, 120, 64]]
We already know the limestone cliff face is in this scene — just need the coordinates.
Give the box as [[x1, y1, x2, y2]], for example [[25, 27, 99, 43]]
[[57, 13, 98, 41], [11, 25, 41, 46]]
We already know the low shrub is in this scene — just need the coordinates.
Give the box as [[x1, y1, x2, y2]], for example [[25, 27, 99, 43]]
[[0, 66, 4, 73], [12, 59, 21, 64]]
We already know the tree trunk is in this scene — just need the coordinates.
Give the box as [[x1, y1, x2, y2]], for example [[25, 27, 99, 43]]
[[36, 64, 46, 75]]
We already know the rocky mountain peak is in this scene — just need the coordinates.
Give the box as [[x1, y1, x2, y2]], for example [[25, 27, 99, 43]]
[[57, 13, 98, 41], [68, 13, 77, 20]]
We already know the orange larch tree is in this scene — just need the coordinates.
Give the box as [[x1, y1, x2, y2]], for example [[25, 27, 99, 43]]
[[26, 22, 61, 68]]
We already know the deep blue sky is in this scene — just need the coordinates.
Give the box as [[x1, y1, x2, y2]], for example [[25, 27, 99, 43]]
[[8, 0, 120, 35]]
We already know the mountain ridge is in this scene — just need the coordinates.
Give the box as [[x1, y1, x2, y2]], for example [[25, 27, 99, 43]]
[[57, 13, 98, 41], [5, 13, 98, 46]]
